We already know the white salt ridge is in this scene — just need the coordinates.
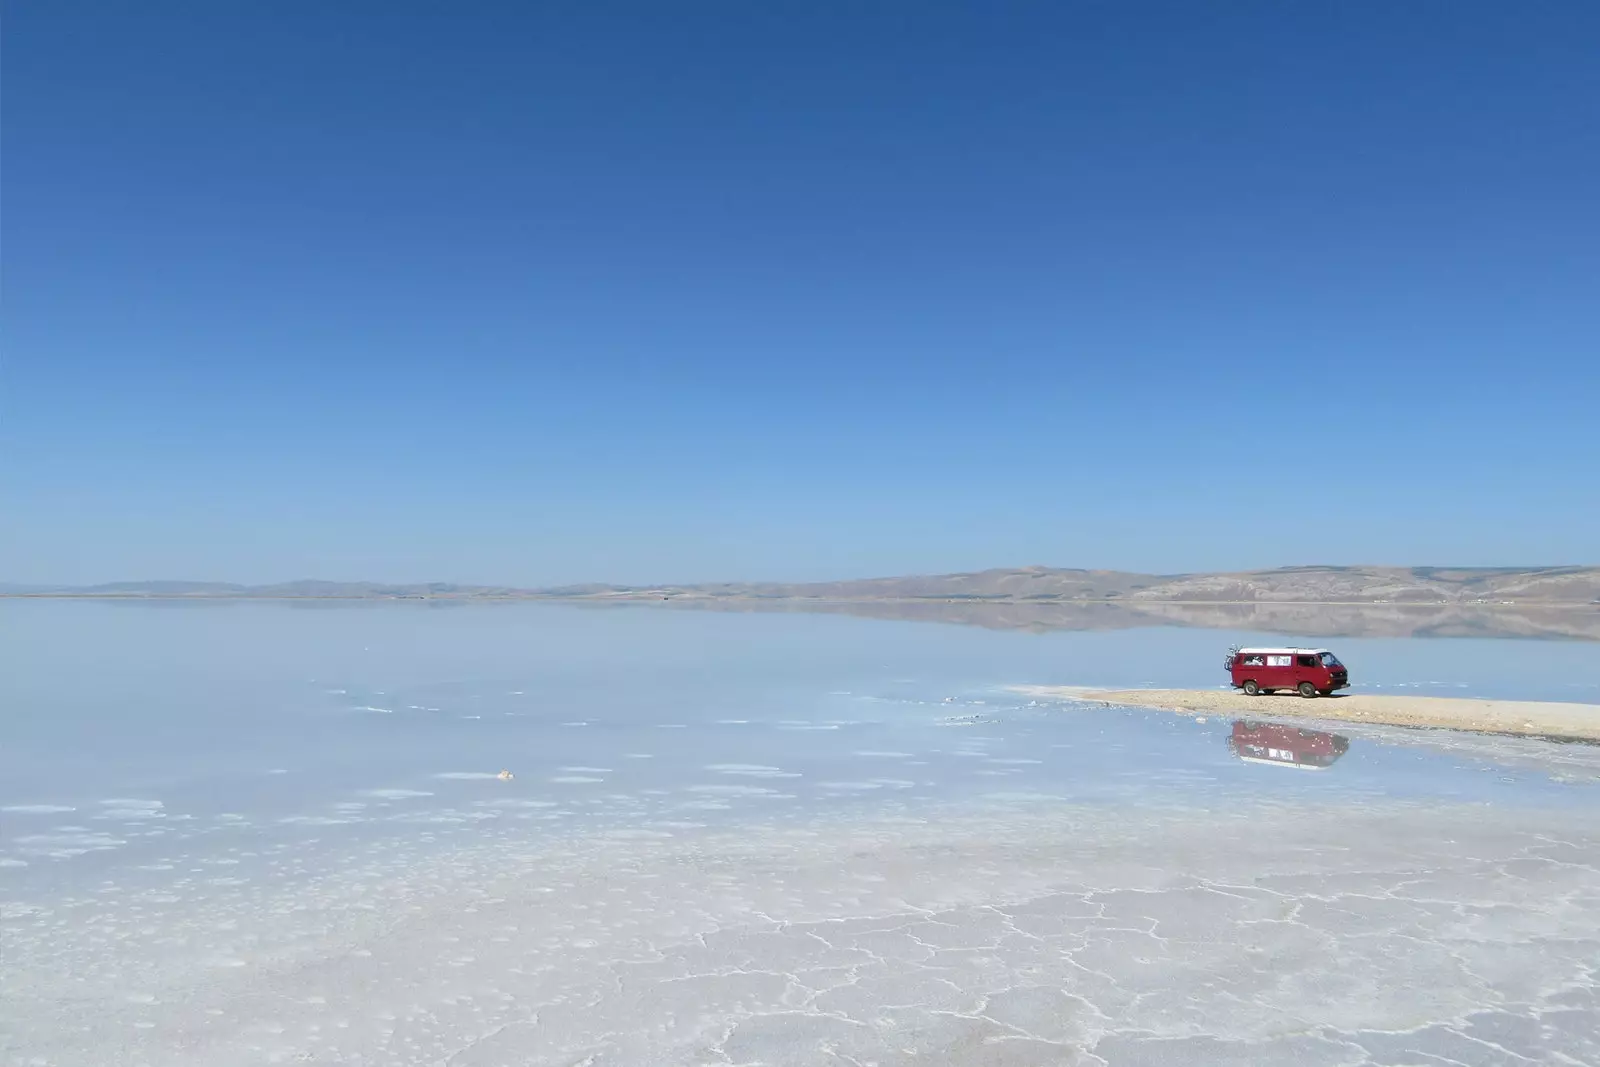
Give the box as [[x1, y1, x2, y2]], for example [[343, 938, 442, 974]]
[[603, 829, 675, 840], [90, 799, 167, 825], [432, 772, 502, 780], [853, 751, 914, 759], [472, 799, 558, 809], [363, 788, 434, 799], [550, 776, 605, 784], [558, 767, 613, 774], [816, 778, 917, 792], [684, 785, 793, 797], [705, 764, 801, 778], [390, 811, 498, 825], [1, 804, 76, 814], [96, 807, 168, 822], [14, 830, 127, 858]]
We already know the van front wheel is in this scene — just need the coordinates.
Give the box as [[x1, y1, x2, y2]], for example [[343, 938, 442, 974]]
[[1298, 682, 1318, 698], [1242, 680, 1260, 696]]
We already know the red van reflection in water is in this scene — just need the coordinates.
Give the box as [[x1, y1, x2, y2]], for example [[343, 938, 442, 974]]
[[1228, 720, 1350, 770]]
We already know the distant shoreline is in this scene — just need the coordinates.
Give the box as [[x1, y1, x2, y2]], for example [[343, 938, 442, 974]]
[[5, 564, 1596, 608], [6, 593, 1598, 643], [4, 593, 1597, 606], [7, 567, 1598, 642]]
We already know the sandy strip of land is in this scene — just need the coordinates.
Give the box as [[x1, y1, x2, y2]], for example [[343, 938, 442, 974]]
[[1009, 686, 1600, 741]]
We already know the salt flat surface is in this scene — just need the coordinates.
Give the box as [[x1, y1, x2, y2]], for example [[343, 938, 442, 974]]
[[1047, 687, 1600, 740], [2, 601, 1598, 1065]]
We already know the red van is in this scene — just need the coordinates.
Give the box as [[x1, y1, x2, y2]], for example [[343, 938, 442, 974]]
[[1224, 646, 1349, 698]]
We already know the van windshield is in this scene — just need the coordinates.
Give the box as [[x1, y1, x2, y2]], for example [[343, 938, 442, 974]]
[[1320, 653, 1343, 667]]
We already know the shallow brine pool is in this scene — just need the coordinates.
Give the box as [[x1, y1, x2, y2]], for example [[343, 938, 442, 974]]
[[3, 601, 1597, 1066]]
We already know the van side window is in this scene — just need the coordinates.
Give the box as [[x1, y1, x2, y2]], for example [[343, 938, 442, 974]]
[[1266, 655, 1291, 667], [1297, 655, 1316, 667], [1242, 655, 1264, 666]]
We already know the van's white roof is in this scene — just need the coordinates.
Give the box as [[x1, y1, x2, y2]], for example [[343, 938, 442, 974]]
[[1236, 755, 1330, 770], [1236, 647, 1330, 655]]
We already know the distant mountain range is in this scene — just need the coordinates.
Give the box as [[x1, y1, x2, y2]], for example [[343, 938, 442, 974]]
[[5, 565, 1598, 604], [643, 596, 1600, 642]]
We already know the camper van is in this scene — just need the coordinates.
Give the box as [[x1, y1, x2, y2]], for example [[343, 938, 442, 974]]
[[1224, 646, 1349, 697]]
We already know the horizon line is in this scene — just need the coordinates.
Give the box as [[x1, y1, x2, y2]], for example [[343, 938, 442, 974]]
[[4, 561, 1597, 592]]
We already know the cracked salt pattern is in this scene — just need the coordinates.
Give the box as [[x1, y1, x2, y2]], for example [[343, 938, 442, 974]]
[[2, 602, 1598, 1065]]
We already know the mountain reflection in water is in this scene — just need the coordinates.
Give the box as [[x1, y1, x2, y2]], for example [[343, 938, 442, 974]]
[[1229, 719, 1351, 770]]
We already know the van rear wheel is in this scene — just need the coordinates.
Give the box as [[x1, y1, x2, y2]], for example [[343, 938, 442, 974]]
[[1242, 680, 1260, 696], [1298, 682, 1318, 698]]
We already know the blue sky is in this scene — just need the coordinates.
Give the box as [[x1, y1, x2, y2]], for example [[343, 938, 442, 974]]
[[5, 2, 1597, 585]]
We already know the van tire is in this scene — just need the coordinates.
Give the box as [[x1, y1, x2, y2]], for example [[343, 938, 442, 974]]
[[1242, 680, 1260, 696], [1298, 682, 1318, 698]]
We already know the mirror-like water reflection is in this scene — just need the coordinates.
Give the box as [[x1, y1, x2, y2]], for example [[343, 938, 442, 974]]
[[2, 601, 1597, 1066], [1228, 720, 1351, 770]]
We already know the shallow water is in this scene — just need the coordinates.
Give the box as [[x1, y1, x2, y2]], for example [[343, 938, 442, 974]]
[[2, 601, 1598, 1065]]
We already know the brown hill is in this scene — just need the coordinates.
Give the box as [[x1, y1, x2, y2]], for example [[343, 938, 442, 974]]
[[622, 565, 1600, 605], [8, 565, 1596, 607]]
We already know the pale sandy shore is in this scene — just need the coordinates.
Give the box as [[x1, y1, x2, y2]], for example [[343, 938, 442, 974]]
[[1010, 686, 1600, 741]]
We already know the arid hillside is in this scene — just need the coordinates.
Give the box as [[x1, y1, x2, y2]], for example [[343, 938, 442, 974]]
[[7, 565, 1596, 607], [613, 565, 1600, 605]]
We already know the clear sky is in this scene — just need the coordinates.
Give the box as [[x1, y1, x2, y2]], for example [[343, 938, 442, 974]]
[[5, 2, 1597, 585]]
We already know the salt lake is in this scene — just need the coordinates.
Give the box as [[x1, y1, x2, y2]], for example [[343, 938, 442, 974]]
[[3, 600, 1598, 1065]]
